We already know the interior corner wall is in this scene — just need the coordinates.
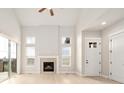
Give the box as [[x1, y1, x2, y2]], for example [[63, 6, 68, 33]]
[[21, 26, 76, 74], [101, 20, 124, 76], [0, 9, 21, 74]]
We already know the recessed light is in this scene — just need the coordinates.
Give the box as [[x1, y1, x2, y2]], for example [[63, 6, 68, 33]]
[[102, 21, 106, 25]]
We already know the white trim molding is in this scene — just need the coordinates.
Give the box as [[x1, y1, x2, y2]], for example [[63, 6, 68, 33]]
[[101, 75, 109, 79], [39, 56, 58, 73]]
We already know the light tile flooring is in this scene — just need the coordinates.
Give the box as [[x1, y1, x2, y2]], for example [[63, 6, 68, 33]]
[[0, 72, 17, 83], [0, 72, 8, 83], [1, 73, 119, 84]]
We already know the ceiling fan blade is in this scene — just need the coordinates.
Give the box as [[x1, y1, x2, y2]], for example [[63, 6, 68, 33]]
[[50, 9, 54, 16], [38, 8, 46, 12]]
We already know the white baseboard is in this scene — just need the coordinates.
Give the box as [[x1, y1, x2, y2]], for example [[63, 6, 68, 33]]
[[75, 71, 83, 76], [101, 75, 109, 79], [58, 71, 76, 74]]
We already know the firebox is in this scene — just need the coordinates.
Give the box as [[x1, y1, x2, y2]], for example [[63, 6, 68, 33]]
[[43, 62, 54, 72]]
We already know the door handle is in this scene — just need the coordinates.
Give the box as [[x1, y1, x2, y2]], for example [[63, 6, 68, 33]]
[[86, 60, 88, 64], [86, 62, 88, 64]]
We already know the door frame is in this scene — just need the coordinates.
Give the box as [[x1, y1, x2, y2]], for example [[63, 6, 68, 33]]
[[84, 37, 102, 76], [109, 30, 124, 81]]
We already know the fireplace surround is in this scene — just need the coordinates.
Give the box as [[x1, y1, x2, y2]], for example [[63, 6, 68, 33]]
[[40, 56, 57, 73]]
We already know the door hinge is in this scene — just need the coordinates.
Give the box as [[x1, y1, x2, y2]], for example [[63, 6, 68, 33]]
[[110, 50, 112, 53], [99, 62, 101, 64], [110, 72, 112, 75], [99, 52, 101, 55], [110, 61, 112, 64], [99, 72, 101, 74]]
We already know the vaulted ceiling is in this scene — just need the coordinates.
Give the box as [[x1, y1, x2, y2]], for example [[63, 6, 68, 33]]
[[14, 8, 124, 31], [14, 8, 81, 26]]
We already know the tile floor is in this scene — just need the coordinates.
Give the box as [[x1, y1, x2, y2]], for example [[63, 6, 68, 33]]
[[1, 73, 120, 84], [0, 72, 8, 83]]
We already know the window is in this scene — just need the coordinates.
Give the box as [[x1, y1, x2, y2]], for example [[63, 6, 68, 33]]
[[62, 47, 71, 66], [26, 37, 36, 65], [11, 41, 17, 58], [27, 58, 35, 65], [62, 47, 71, 56], [26, 37, 35, 45], [89, 42, 97, 48], [0, 36, 9, 81], [0, 36, 8, 58], [61, 36, 71, 66], [10, 41, 17, 73], [26, 47, 35, 57], [26, 47, 35, 65]]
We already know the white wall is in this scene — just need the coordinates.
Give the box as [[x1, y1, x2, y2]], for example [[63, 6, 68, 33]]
[[22, 26, 59, 56], [85, 31, 101, 38], [0, 9, 21, 74], [76, 26, 83, 75], [21, 26, 76, 73], [21, 26, 58, 73], [102, 20, 124, 76], [0, 9, 21, 42]]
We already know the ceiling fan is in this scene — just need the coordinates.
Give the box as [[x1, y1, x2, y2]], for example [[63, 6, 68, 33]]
[[38, 8, 54, 16]]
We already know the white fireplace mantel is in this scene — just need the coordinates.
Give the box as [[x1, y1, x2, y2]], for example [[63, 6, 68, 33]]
[[39, 56, 58, 59], [39, 56, 59, 73]]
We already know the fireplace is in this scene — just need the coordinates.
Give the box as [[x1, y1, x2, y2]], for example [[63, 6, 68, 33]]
[[40, 56, 57, 73], [43, 62, 54, 72]]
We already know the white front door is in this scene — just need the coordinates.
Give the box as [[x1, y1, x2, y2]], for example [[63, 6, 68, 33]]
[[110, 32, 124, 83], [85, 38, 101, 76]]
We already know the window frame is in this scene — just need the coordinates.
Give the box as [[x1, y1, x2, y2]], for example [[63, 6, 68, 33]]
[[26, 37, 36, 45], [61, 36, 72, 67], [25, 36, 36, 65]]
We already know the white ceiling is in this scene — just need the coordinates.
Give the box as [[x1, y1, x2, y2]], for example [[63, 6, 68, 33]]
[[77, 8, 124, 31], [14, 8, 124, 31], [14, 8, 80, 26]]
